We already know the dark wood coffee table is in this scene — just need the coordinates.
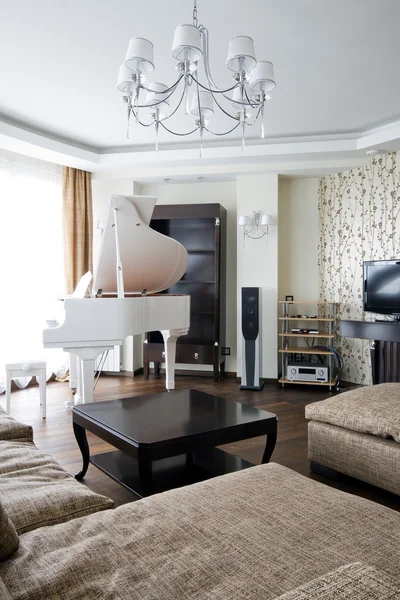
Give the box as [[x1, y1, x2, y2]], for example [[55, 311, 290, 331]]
[[72, 389, 277, 498]]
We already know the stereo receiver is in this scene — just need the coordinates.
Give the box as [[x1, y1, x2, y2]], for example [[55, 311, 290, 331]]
[[287, 363, 329, 382]]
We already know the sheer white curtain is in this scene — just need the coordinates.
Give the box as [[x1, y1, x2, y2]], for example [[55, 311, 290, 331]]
[[0, 150, 67, 391]]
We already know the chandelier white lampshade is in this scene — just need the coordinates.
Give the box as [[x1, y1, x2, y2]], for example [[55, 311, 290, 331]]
[[117, 64, 133, 93], [125, 37, 155, 73], [172, 24, 203, 63], [190, 90, 214, 118], [250, 61, 276, 92], [261, 214, 273, 226], [238, 215, 250, 226], [145, 82, 170, 117], [226, 36, 257, 72]]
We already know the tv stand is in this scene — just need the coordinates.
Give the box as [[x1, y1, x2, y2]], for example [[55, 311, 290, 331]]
[[375, 318, 400, 323], [340, 319, 400, 384]]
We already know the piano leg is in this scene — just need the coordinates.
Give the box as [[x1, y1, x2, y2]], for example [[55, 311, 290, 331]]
[[69, 353, 78, 393], [161, 328, 189, 391], [68, 346, 114, 404], [161, 330, 178, 391], [80, 359, 96, 404], [71, 359, 84, 405]]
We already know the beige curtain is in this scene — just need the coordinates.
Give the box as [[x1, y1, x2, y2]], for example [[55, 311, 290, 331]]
[[62, 167, 93, 294]]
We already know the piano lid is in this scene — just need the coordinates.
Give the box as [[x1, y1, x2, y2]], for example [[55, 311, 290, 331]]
[[93, 195, 188, 295]]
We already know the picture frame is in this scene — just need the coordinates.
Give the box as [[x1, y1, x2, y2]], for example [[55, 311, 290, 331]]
[[285, 295, 294, 302]]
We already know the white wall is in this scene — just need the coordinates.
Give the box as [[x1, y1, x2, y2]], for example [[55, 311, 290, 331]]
[[236, 174, 279, 379], [278, 177, 319, 302], [141, 181, 237, 373]]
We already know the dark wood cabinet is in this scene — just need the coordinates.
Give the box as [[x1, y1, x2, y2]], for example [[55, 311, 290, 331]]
[[143, 203, 226, 381]]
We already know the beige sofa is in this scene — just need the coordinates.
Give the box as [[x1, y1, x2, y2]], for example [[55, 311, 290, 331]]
[[306, 382, 400, 495], [1, 405, 400, 599]]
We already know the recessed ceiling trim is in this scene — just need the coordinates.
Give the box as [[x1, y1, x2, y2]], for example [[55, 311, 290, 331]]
[[1, 116, 400, 175], [0, 120, 99, 171]]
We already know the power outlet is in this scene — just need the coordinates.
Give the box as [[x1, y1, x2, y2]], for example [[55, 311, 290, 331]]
[[221, 347, 230, 356]]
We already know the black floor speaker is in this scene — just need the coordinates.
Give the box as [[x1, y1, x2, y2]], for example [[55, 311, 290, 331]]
[[240, 287, 264, 390]]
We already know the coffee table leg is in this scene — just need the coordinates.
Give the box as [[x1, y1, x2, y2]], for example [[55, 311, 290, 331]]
[[262, 427, 278, 464], [73, 422, 90, 480], [138, 459, 153, 496]]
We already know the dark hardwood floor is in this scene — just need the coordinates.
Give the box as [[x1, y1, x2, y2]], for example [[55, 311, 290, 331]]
[[3, 374, 399, 511]]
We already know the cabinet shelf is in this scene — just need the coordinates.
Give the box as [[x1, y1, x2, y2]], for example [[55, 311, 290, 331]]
[[186, 249, 215, 253], [279, 333, 335, 339], [178, 280, 215, 284], [279, 377, 339, 387], [279, 317, 335, 322], [279, 301, 337, 305], [279, 347, 335, 355]]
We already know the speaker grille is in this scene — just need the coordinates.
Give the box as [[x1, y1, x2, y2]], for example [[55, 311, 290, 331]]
[[242, 287, 259, 340]]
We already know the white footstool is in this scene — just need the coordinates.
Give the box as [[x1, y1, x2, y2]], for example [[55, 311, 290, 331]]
[[5, 361, 46, 419]]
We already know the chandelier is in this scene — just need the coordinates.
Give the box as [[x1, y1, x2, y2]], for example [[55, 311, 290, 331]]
[[117, 0, 275, 155]]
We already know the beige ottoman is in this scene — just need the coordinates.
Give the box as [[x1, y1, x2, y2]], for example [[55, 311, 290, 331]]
[[305, 383, 400, 496]]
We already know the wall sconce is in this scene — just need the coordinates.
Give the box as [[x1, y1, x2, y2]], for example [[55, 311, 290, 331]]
[[238, 211, 273, 245]]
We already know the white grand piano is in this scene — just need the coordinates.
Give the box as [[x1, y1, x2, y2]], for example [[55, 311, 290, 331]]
[[43, 195, 190, 403]]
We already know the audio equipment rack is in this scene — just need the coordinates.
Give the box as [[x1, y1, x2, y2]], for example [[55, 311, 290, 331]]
[[278, 301, 339, 391]]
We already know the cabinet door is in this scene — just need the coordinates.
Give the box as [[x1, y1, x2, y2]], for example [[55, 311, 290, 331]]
[[146, 207, 225, 364]]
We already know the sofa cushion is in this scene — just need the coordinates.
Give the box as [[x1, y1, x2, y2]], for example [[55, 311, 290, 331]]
[[0, 405, 33, 442], [0, 500, 19, 562], [0, 578, 13, 600], [305, 383, 400, 443], [1, 464, 400, 600], [0, 440, 113, 534], [308, 421, 400, 496], [274, 563, 400, 599]]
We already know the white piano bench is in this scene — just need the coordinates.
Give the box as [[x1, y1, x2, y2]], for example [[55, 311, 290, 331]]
[[5, 361, 46, 419]]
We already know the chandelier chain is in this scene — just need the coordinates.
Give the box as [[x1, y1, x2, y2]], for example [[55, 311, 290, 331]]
[[206, 86, 240, 122], [193, 0, 198, 27], [140, 75, 184, 96], [160, 121, 199, 136], [204, 122, 241, 136], [189, 74, 239, 95]]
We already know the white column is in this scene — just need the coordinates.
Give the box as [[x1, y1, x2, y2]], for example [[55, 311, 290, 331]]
[[236, 174, 279, 379]]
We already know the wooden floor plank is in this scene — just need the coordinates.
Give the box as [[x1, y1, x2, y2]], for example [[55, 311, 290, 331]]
[[2, 374, 399, 511]]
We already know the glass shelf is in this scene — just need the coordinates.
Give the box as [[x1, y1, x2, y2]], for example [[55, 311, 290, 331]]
[[178, 280, 215, 284]]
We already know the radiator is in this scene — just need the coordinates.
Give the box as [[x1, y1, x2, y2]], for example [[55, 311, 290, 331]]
[[371, 341, 400, 384]]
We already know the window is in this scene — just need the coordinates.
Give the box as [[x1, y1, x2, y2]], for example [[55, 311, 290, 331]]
[[0, 150, 66, 388]]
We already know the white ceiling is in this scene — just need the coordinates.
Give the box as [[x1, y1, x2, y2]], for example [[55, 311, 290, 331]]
[[1, 0, 400, 153]]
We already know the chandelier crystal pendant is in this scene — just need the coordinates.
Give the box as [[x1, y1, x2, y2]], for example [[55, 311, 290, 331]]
[[117, 0, 275, 155]]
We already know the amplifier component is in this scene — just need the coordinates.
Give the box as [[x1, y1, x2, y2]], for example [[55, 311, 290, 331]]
[[291, 328, 319, 334], [287, 363, 329, 382]]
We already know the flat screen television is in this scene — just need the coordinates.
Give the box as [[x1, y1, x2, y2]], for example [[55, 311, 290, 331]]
[[364, 260, 400, 317]]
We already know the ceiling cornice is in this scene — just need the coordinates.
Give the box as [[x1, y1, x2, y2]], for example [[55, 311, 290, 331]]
[[1, 115, 400, 179]]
